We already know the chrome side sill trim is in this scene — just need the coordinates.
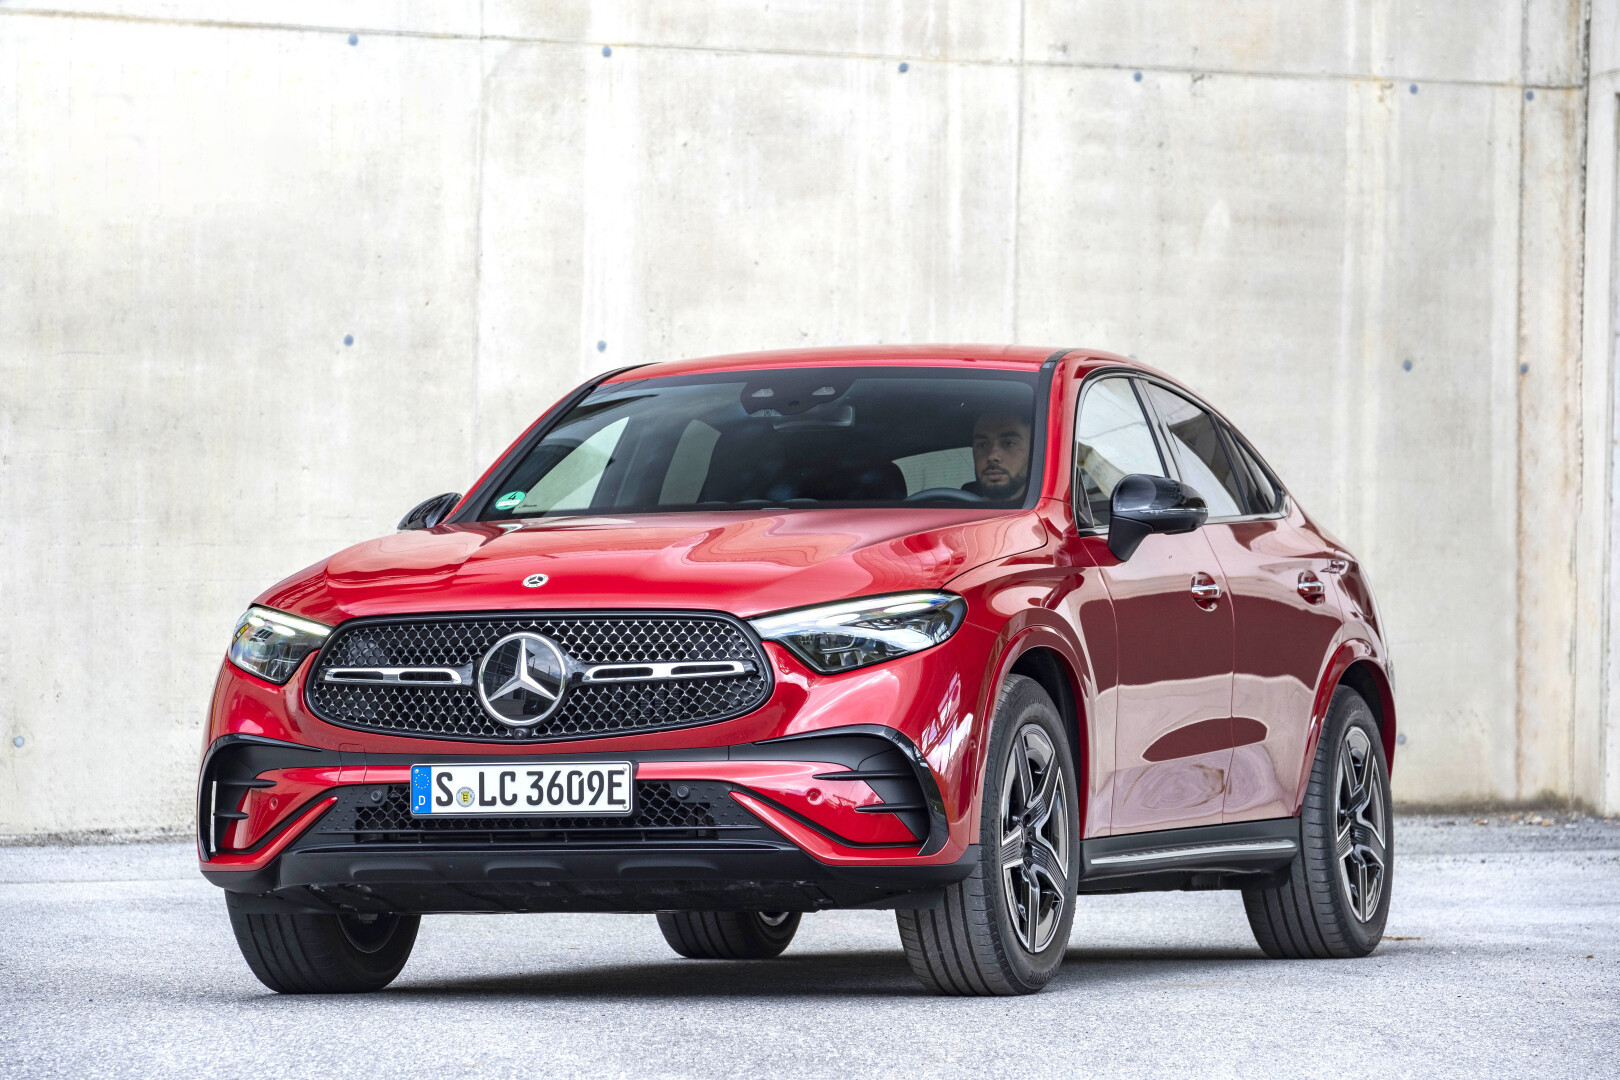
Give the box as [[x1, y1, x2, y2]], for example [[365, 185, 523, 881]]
[[1089, 839, 1298, 867]]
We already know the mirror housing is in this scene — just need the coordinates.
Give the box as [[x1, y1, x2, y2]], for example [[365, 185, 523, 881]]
[[1107, 474, 1207, 561], [398, 492, 462, 531]]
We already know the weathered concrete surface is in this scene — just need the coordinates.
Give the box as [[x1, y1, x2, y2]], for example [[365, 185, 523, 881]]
[[0, 1, 1613, 833], [0, 816, 1615, 1078]]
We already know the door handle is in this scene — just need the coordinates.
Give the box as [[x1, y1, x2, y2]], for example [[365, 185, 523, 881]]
[[1190, 572, 1222, 608], [1297, 571, 1326, 603]]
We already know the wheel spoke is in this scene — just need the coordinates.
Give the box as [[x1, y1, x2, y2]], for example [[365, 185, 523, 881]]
[[1014, 734, 1036, 811], [999, 824, 1026, 868], [1359, 816, 1387, 865], [1025, 870, 1042, 948], [1029, 839, 1069, 902], [1355, 781, 1386, 850], [1339, 740, 1360, 805], [1030, 756, 1061, 830], [1033, 876, 1063, 952]]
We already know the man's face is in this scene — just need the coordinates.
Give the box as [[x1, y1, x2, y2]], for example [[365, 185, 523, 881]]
[[972, 413, 1031, 500]]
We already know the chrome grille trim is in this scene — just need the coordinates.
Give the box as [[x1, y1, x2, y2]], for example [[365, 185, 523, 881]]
[[322, 665, 472, 686], [580, 660, 755, 683]]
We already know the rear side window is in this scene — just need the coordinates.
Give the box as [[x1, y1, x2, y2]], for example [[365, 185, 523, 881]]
[[1146, 382, 1244, 518], [1073, 378, 1167, 527], [1140, 384, 1246, 517], [1226, 428, 1281, 514]]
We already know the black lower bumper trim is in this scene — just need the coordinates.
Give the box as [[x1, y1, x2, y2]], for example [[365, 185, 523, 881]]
[[204, 843, 978, 915]]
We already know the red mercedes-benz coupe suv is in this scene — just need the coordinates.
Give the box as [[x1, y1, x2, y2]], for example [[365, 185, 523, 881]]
[[200, 345, 1394, 995]]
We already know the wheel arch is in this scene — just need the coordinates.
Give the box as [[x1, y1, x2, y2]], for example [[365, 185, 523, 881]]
[[1293, 640, 1397, 814], [1337, 658, 1397, 771], [998, 638, 1090, 834]]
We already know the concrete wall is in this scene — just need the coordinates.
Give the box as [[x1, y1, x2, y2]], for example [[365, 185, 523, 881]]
[[0, 0, 1612, 835]]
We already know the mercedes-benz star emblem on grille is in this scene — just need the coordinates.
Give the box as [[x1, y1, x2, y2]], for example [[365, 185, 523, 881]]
[[476, 632, 568, 727], [521, 573, 549, 588]]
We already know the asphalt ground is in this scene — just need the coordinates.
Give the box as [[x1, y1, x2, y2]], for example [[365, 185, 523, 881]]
[[1, 812, 1615, 1080]]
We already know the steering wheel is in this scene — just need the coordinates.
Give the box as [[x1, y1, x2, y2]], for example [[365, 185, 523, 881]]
[[903, 487, 989, 504]]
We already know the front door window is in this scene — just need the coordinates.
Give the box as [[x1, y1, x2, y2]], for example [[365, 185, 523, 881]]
[[1074, 378, 1168, 527]]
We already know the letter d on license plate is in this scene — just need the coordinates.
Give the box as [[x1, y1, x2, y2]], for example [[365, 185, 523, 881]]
[[410, 762, 634, 817]]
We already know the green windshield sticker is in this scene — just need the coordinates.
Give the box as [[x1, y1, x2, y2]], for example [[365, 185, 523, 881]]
[[494, 491, 526, 510]]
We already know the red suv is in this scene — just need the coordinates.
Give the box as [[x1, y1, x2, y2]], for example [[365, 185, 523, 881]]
[[201, 345, 1394, 996]]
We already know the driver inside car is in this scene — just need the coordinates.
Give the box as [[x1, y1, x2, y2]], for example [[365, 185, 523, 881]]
[[964, 410, 1031, 500]]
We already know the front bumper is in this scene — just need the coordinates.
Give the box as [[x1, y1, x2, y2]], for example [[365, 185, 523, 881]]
[[199, 729, 975, 914]]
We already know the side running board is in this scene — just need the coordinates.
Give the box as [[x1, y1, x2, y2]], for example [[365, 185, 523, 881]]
[[1078, 818, 1301, 886]]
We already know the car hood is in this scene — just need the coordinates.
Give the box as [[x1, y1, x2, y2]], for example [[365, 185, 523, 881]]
[[257, 508, 1048, 625]]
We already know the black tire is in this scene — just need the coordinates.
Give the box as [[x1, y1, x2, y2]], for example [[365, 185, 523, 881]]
[[656, 910, 802, 959], [895, 673, 1079, 995], [226, 894, 420, 993], [1242, 684, 1392, 958]]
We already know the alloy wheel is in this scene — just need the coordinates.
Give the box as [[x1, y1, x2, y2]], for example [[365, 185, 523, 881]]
[[998, 724, 1071, 953], [1333, 726, 1387, 922]]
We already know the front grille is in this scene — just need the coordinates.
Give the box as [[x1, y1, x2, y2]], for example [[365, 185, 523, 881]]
[[305, 612, 772, 742], [316, 781, 761, 845]]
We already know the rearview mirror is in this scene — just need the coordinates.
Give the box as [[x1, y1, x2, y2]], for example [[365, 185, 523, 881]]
[[1107, 475, 1207, 561], [398, 492, 461, 531]]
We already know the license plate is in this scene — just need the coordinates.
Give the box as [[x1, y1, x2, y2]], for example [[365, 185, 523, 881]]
[[410, 762, 634, 816]]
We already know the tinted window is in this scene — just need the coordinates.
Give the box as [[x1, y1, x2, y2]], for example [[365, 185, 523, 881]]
[[1073, 378, 1167, 527], [478, 368, 1042, 517], [1226, 428, 1281, 514], [1140, 383, 1245, 517]]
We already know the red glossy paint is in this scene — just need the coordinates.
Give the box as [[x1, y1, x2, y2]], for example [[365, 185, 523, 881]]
[[1204, 511, 1352, 822], [200, 345, 1394, 888], [1100, 528, 1236, 832], [259, 509, 1047, 626]]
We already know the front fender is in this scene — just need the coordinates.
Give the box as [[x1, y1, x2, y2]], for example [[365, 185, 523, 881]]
[[964, 613, 1100, 838]]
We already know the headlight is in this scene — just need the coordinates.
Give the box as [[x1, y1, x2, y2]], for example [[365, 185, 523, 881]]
[[227, 606, 332, 684], [750, 592, 967, 675]]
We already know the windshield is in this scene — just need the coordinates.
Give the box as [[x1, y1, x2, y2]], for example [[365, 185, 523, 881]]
[[475, 367, 1044, 518]]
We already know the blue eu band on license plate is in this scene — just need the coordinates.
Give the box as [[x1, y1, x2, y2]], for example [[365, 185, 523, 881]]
[[409, 762, 635, 817], [410, 766, 433, 815]]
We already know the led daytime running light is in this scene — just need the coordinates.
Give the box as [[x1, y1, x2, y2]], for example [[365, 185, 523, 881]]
[[750, 592, 966, 675]]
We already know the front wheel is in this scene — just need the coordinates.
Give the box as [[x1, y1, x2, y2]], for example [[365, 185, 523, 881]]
[[226, 894, 420, 993], [896, 674, 1079, 995], [656, 910, 801, 959], [1242, 684, 1392, 958]]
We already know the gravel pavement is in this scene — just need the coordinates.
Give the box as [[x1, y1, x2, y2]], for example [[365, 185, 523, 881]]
[[1, 813, 1615, 1079]]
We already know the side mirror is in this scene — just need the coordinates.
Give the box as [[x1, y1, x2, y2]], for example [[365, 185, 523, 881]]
[[1107, 474, 1207, 561], [398, 492, 462, 531]]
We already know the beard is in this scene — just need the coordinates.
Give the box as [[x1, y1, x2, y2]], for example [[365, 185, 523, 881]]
[[977, 470, 1027, 500]]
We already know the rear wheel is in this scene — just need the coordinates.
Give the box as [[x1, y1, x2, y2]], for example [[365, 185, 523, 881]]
[[655, 910, 802, 959], [1242, 684, 1392, 958], [226, 893, 420, 993], [896, 674, 1079, 995]]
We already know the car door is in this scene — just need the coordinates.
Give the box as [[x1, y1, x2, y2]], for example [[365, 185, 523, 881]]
[[1137, 382, 1345, 824], [1075, 376, 1236, 834]]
